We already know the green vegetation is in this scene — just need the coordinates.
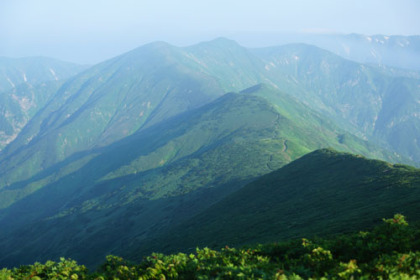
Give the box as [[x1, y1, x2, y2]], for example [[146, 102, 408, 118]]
[[0, 57, 85, 150], [2, 39, 419, 199], [135, 149, 420, 258], [254, 43, 420, 163], [1, 214, 418, 279], [0, 89, 406, 268], [0, 39, 420, 270]]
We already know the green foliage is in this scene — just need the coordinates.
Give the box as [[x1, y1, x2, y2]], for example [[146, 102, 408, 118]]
[[1, 87, 405, 267], [0, 38, 420, 270], [1, 258, 87, 280], [139, 150, 420, 257], [0, 215, 418, 279]]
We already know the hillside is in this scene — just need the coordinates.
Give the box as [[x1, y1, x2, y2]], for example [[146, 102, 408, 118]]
[[136, 149, 420, 257], [0, 57, 86, 150], [0, 42, 226, 191], [0, 81, 63, 150], [0, 86, 400, 268], [1, 39, 419, 196], [253, 43, 420, 162], [0, 38, 419, 268]]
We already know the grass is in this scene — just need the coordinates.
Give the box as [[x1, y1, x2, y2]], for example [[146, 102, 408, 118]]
[[135, 149, 420, 259]]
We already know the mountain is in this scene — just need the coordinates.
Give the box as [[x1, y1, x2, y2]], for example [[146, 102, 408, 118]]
[[2, 39, 419, 189], [0, 84, 400, 268], [0, 38, 419, 268], [0, 57, 87, 150], [253, 43, 420, 162], [1, 85, 394, 264], [317, 34, 420, 71], [0, 42, 226, 192], [244, 33, 420, 71], [2, 40, 419, 161], [136, 149, 420, 258]]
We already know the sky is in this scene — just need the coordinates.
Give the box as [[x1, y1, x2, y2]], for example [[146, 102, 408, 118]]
[[1, 0, 419, 64]]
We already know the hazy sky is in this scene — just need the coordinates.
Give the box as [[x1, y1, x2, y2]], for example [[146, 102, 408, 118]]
[[1, 0, 419, 64]]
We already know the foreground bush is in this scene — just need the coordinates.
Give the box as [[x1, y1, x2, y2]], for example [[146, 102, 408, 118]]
[[1, 214, 419, 279]]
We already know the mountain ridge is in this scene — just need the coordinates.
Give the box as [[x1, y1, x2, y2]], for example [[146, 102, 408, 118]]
[[132, 148, 420, 259], [0, 83, 405, 267], [0, 37, 419, 268]]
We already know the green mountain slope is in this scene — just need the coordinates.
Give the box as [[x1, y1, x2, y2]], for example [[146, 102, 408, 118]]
[[0, 57, 86, 150], [253, 43, 420, 162], [0, 81, 63, 150], [0, 39, 419, 269], [183, 38, 267, 92], [2, 39, 419, 194], [0, 86, 399, 268], [138, 149, 420, 258], [0, 42, 226, 191]]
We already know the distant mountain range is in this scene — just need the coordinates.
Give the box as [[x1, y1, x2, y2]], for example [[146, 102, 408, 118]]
[[253, 42, 420, 161], [239, 33, 420, 71], [0, 36, 419, 268], [0, 57, 87, 149], [311, 34, 420, 71]]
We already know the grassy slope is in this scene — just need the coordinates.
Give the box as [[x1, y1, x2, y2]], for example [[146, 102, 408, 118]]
[[137, 149, 420, 259], [0, 57, 86, 150], [1, 39, 418, 200], [0, 39, 419, 268], [253, 43, 420, 162], [2, 40, 411, 210], [0, 81, 63, 150], [0, 42, 225, 194], [0, 86, 400, 268]]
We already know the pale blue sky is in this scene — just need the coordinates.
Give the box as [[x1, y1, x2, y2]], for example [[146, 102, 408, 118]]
[[1, 0, 419, 64]]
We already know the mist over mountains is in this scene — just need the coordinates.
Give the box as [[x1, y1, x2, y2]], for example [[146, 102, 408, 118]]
[[237, 33, 420, 71], [0, 35, 419, 268]]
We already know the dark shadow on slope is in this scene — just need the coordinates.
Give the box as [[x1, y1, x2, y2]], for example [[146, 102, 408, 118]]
[[0, 93, 290, 268], [0, 92, 283, 236], [0, 92, 242, 194], [0, 176, 249, 269], [128, 149, 420, 262], [1, 94, 225, 187]]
